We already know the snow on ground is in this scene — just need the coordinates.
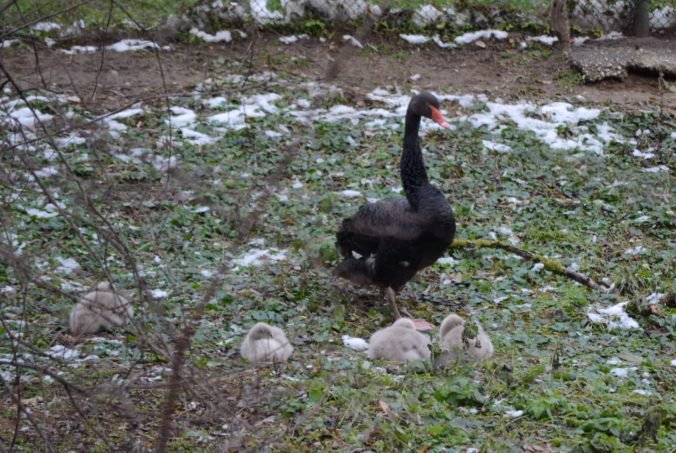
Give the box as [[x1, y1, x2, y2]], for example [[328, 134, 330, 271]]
[[168, 106, 197, 128], [32, 22, 61, 32], [342, 35, 363, 48], [61, 40, 169, 54], [190, 28, 232, 43], [642, 165, 669, 173], [400, 34, 430, 45], [342, 335, 369, 351], [179, 128, 217, 145], [338, 189, 362, 198], [454, 30, 508, 45], [504, 410, 524, 418], [528, 35, 558, 46], [587, 301, 640, 330], [279, 34, 309, 44], [55, 257, 80, 275], [106, 39, 165, 52], [482, 140, 512, 153], [151, 289, 169, 298], [233, 247, 287, 268], [61, 45, 98, 55], [209, 93, 281, 129]]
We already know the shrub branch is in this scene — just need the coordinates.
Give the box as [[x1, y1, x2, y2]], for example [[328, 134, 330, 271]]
[[450, 239, 610, 291]]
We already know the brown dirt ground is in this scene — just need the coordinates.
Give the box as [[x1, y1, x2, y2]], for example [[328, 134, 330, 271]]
[[1, 33, 675, 115]]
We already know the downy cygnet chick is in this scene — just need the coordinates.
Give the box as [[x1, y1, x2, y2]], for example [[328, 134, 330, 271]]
[[367, 318, 431, 362], [69, 282, 134, 335], [439, 314, 493, 362], [240, 322, 293, 363]]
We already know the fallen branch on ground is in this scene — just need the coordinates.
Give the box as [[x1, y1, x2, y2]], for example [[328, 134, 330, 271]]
[[450, 239, 610, 291]]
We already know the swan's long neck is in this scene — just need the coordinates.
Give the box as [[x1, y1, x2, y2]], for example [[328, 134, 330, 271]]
[[401, 109, 429, 210]]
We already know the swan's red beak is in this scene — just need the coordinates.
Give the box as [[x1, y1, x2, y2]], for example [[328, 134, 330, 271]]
[[430, 106, 449, 128]]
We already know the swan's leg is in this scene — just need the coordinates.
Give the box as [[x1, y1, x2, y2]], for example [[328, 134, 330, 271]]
[[385, 287, 402, 319], [399, 305, 413, 318]]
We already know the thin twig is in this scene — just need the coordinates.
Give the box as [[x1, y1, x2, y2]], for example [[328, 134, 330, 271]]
[[450, 239, 610, 291]]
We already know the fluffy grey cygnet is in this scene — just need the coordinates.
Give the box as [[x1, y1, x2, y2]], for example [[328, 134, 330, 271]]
[[439, 314, 494, 362], [367, 318, 431, 362], [240, 322, 293, 363], [69, 282, 133, 335]]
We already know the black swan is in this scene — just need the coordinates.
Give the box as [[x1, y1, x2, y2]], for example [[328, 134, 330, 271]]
[[335, 92, 456, 320]]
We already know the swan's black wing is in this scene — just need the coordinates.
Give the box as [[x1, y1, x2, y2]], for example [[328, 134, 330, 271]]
[[339, 197, 429, 242]]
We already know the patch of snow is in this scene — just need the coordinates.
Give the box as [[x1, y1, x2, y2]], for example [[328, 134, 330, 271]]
[[168, 106, 196, 128], [342, 335, 369, 351], [1, 39, 19, 48], [493, 296, 509, 304], [610, 367, 637, 378], [437, 257, 458, 266], [152, 155, 177, 172], [48, 345, 79, 360], [463, 100, 610, 154], [528, 35, 558, 46], [179, 128, 216, 145], [25, 203, 60, 218], [338, 189, 362, 198], [1, 286, 16, 294], [61, 45, 98, 54], [342, 34, 363, 48], [632, 149, 654, 159], [624, 245, 646, 256], [531, 263, 544, 272], [632, 389, 651, 396], [432, 34, 456, 49], [209, 93, 281, 129], [642, 165, 668, 173], [189, 28, 232, 43], [482, 140, 512, 153], [279, 34, 308, 44], [34, 166, 59, 178], [504, 409, 524, 418], [32, 22, 61, 32], [598, 31, 624, 40], [151, 289, 168, 299], [454, 29, 508, 45], [108, 107, 144, 120], [55, 257, 80, 274], [233, 248, 287, 268], [400, 34, 430, 45], [587, 301, 640, 330], [646, 292, 664, 305], [573, 36, 590, 46], [291, 179, 303, 189], [633, 215, 650, 224], [4, 106, 53, 129], [606, 357, 622, 365], [106, 39, 165, 52]]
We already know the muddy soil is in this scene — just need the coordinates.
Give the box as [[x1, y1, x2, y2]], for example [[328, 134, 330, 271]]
[[1, 33, 674, 114]]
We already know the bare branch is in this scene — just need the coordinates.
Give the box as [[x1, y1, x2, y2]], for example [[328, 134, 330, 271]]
[[450, 239, 610, 291]]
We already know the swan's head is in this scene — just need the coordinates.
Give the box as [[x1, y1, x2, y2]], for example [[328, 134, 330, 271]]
[[410, 92, 449, 128]]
